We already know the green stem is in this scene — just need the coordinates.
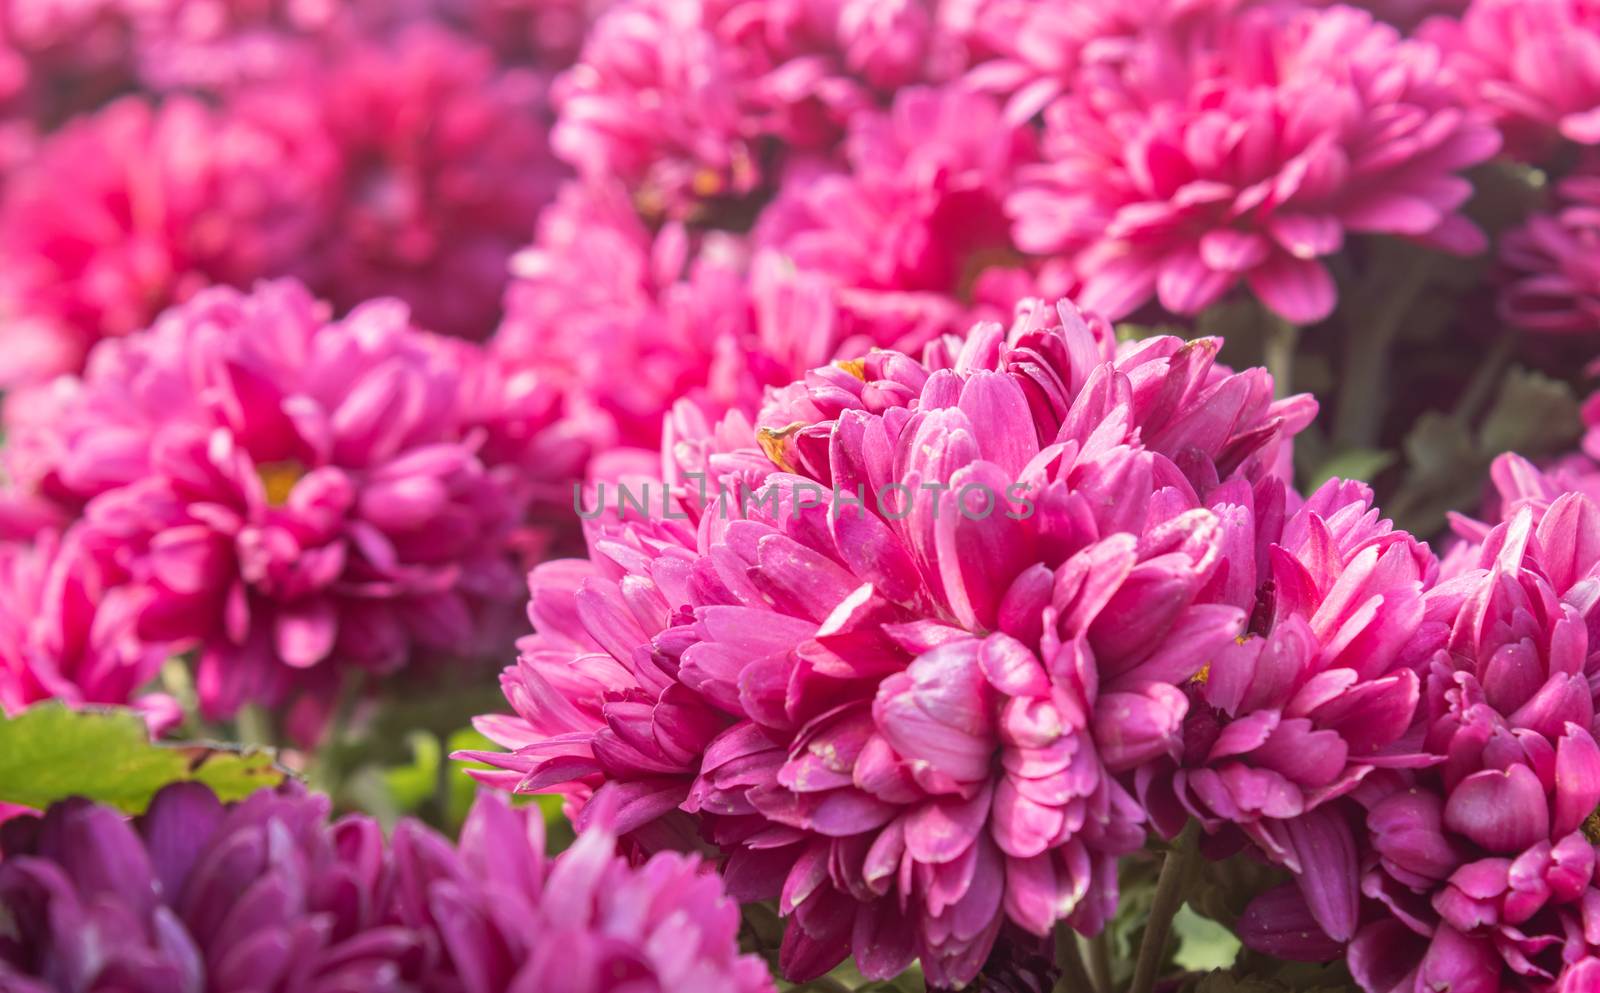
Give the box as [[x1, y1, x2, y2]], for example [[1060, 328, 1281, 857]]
[[1129, 822, 1202, 993], [1262, 315, 1300, 398], [1330, 261, 1433, 450], [1053, 924, 1098, 993], [235, 704, 276, 750], [1450, 332, 1516, 426], [1089, 932, 1113, 993]]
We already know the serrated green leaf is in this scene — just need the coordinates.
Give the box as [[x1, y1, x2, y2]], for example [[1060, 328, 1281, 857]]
[[1478, 367, 1581, 457], [1174, 905, 1242, 972], [0, 703, 286, 814]]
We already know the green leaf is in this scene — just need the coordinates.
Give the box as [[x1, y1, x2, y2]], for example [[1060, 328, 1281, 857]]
[[1173, 905, 1242, 972], [1478, 367, 1581, 458], [0, 703, 286, 814]]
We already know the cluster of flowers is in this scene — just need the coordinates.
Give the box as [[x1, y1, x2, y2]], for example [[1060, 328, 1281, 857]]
[[0, 782, 774, 992], [470, 298, 1600, 992], [8, 0, 1600, 990]]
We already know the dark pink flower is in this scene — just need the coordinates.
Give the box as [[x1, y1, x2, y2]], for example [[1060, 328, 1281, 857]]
[[0, 783, 774, 993], [1423, 0, 1600, 161], [755, 83, 1070, 351], [0, 94, 335, 385], [951, 0, 1245, 122], [1009, 3, 1501, 324], [276, 24, 563, 340], [551, 0, 764, 217], [468, 299, 1314, 986], [1351, 496, 1600, 993], [551, 0, 956, 218], [1139, 479, 1438, 944], [495, 180, 848, 448], [4, 280, 541, 722], [1500, 162, 1600, 334], [0, 525, 177, 730]]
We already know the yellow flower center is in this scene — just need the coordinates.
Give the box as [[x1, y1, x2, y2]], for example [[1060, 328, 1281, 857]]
[[258, 460, 306, 507], [1584, 808, 1600, 845], [834, 358, 868, 381], [756, 422, 807, 474]]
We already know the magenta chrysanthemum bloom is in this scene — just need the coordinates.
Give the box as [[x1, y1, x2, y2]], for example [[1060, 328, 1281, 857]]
[[272, 24, 561, 340], [1349, 496, 1600, 993], [551, 0, 955, 217], [1009, 3, 1502, 324], [950, 0, 1243, 122], [3, 280, 541, 722], [755, 83, 1071, 349], [449, 0, 614, 66], [497, 179, 862, 448], [0, 94, 335, 386], [0, 525, 176, 730], [468, 299, 1315, 986], [0, 783, 774, 993], [1500, 162, 1600, 334], [551, 0, 764, 217], [1138, 478, 1437, 944], [1423, 0, 1600, 161]]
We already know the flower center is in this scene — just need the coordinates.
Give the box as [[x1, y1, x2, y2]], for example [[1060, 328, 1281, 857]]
[[258, 460, 306, 507], [1584, 807, 1600, 845]]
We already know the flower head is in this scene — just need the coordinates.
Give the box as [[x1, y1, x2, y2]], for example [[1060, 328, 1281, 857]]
[[755, 83, 1067, 349], [1140, 478, 1437, 943], [469, 298, 1315, 986], [1010, 4, 1501, 324], [0, 783, 774, 993], [1423, 0, 1600, 161], [0, 94, 335, 385], [1500, 161, 1600, 334], [277, 24, 562, 340], [1350, 491, 1600, 993], [4, 280, 540, 722], [0, 526, 176, 730], [495, 180, 849, 448]]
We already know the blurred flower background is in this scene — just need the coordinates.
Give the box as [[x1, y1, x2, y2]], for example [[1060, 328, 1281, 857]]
[[6, 0, 1600, 991]]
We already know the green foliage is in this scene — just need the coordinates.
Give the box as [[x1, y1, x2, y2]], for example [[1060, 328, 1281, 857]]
[[1389, 367, 1583, 535], [0, 703, 286, 814], [1174, 905, 1242, 972]]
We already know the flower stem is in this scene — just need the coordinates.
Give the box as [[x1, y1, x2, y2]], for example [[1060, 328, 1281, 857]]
[[1262, 315, 1299, 398], [1330, 259, 1433, 450], [1089, 932, 1113, 993], [1450, 332, 1515, 426], [1129, 821, 1201, 993], [1053, 924, 1097, 993]]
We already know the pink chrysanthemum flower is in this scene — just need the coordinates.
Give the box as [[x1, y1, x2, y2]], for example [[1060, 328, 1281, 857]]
[[552, 0, 956, 218], [468, 299, 1315, 986], [274, 23, 562, 340], [755, 83, 1070, 350], [496, 180, 853, 448], [1348, 494, 1600, 993], [1009, 4, 1501, 324], [1139, 478, 1437, 945], [448, 0, 615, 66], [0, 94, 335, 386], [1423, 0, 1600, 162], [0, 525, 177, 730], [0, 783, 774, 993], [950, 0, 1244, 122], [551, 0, 764, 218], [1500, 162, 1600, 334], [3, 280, 540, 723]]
